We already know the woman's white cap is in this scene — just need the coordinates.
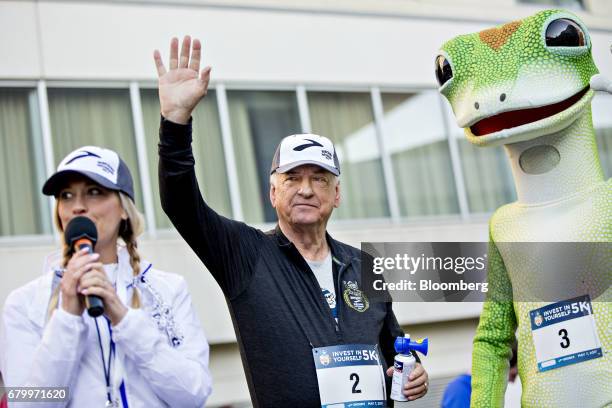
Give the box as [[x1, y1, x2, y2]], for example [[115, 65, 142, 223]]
[[42, 145, 135, 201]]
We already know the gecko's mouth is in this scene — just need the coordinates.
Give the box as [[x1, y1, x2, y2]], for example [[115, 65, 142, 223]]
[[471, 86, 590, 137]]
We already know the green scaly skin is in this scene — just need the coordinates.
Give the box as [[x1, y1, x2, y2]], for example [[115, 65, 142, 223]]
[[437, 9, 611, 407]]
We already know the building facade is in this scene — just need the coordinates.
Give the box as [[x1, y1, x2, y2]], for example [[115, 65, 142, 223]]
[[1, 0, 611, 406]]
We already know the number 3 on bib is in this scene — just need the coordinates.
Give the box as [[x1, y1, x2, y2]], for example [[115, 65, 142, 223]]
[[531, 295, 603, 372]]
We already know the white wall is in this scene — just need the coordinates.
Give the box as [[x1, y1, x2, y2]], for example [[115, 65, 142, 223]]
[[1, 1, 610, 85]]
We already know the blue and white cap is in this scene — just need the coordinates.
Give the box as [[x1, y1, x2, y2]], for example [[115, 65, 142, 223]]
[[43, 146, 135, 201], [270, 134, 340, 176]]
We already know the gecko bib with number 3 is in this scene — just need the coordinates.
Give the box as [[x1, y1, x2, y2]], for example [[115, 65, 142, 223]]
[[530, 295, 603, 372]]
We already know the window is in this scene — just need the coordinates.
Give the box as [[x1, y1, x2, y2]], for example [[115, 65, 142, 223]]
[[140, 89, 231, 228], [592, 93, 612, 179], [442, 102, 516, 213], [2, 82, 555, 238], [381, 91, 460, 217], [47, 88, 145, 212], [227, 90, 301, 223], [308, 91, 389, 219], [458, 139, 516, 213], [0, 88, 49, 236]]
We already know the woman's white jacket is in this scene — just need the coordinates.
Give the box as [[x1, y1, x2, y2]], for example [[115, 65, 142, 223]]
[[0, 247, 212, 407]]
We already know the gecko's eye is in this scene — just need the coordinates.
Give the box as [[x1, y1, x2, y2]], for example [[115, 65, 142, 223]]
[[435, 55, 453, 87], [545, 18, 586, 47]]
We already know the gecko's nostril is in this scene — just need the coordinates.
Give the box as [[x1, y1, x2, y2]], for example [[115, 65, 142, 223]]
[[500, 93, 507, 102], [474, 102, 480, 110]]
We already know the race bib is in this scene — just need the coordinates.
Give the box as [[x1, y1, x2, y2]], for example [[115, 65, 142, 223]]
[[312, 344, 387, 408], [530, 295, 603, 372]]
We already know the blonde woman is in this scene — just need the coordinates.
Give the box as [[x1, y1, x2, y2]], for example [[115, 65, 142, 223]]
[[0, 146, 211, 407]]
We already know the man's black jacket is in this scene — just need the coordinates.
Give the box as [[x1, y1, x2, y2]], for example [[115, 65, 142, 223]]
[[158, 118, 405, 407]]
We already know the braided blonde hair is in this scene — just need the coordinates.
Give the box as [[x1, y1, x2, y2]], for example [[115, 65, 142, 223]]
[[118, 193, 144, 309], [47, 191, 144, 318]]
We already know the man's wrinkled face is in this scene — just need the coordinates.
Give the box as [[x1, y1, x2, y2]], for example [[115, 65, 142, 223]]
[[270, 164, 340, 228]]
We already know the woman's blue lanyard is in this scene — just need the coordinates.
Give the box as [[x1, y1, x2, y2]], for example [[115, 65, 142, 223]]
[[94, 317, 129, 408]]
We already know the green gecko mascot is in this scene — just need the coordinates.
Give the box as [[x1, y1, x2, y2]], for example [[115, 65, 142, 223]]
[[436, 9, 611, 408]]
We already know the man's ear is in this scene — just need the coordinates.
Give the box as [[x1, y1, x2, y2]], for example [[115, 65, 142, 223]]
[[270, 183, 277, 209], [333, 179, 341, 208]]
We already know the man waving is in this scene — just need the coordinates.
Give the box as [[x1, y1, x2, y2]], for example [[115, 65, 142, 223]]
[[154, 36, 428, 407]]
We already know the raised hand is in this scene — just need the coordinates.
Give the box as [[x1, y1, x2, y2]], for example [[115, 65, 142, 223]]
[[154, 36, 212, 124]]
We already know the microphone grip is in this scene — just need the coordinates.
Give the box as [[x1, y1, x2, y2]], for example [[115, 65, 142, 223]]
[[85, 294, 105, 318], [75, 241, 105, 318]]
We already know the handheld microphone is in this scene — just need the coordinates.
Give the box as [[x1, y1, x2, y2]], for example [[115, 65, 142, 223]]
[[64, 216, 104, 317]]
